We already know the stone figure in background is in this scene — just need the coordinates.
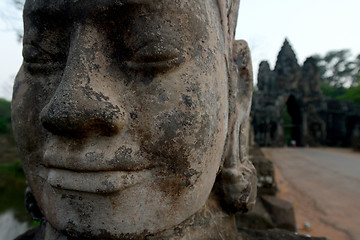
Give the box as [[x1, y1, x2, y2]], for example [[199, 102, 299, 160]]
[[13, 0, 257, 239]]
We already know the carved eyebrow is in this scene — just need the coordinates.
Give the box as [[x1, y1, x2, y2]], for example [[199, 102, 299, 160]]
[[24, 0, 153, 19]]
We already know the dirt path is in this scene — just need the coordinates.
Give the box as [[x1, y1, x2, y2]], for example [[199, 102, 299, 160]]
[[262, 148, 360, 240]]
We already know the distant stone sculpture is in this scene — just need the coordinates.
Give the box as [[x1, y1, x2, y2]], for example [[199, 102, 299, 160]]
[[252, 39, 360, 148], [12, 0, 258, 239]]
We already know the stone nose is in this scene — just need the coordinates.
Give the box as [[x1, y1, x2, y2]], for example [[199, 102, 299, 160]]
[[39, 25, 127, 138], [39, 84, 127, 138]]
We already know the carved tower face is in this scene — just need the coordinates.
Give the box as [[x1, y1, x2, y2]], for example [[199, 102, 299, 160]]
[[12, 0, 230, 237]]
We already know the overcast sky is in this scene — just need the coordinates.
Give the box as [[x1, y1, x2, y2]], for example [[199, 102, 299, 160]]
[[1, 0, 360, 100], [236, 0, 360, 82]]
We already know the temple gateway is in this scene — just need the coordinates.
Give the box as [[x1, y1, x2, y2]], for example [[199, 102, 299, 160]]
[[252, 39, 360, 148]]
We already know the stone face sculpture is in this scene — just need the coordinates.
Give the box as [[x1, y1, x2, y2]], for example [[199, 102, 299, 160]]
[[12, 0, 257, 239]]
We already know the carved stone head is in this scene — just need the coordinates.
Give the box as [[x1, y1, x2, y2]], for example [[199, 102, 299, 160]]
[[12, 0, 256, 239]]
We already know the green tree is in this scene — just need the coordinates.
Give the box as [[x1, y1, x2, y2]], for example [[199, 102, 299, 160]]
[[313, 50, 360, 104], [351, 54, 360, 86], [337, 85, 360, 105], [0, 98, 12, 134], [313, 50, 360, 88], [319, 81, 346, 99]]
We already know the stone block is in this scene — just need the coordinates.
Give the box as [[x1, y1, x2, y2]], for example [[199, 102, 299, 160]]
[[236, 197, 275, 230], [261, 195, 296, 232]]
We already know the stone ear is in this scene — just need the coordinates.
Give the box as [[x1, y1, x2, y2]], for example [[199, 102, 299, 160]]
[[232, 40, 253, 125], [217, 40, 257, 213]]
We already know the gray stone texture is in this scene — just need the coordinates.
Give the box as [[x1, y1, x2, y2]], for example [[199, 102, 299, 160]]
[[236, 147, 297, 233], [261, 195, 296, 232], [248, 147, 277, 196]]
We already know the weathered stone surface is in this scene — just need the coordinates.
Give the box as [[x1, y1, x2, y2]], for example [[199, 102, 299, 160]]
[[261, 195, 296, 232], [252, 39, 360, 148], [17, 198, 241, 240], [274, 39, 302, 91], [237, 147, 297, 233], [249, 147, 277, 196], [237, 195, 297, 233], [236, 197, 275, 230], [257, 61, 275, 94], [13, 0, 261, 239], [301, 57, 321, 96]]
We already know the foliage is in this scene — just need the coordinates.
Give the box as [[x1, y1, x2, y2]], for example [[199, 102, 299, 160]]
[[0, 98, 11, 135], [337, 85, 360, 105], [0, 118, 7, 134], [0, 99, 29, 224], [0, 160, 24, 175], [320, 82, 346, 99], [0, 98, 18, 165], [313, 50, 360, 105], [313, 50, 360, 88], [0, 161, 31, 223]]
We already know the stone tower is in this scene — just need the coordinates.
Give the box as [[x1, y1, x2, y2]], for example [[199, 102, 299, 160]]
[[274, 39, 301, 91]]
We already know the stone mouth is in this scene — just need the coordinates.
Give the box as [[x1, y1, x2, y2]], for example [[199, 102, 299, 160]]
[[42, 148, 155, 173], [41, 167, 154, 194]]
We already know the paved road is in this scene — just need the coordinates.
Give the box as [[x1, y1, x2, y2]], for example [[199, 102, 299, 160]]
[[262, 148, 360, 240]]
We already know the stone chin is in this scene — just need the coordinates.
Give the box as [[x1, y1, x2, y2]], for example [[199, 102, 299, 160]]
[[39, 171, 218, 238]]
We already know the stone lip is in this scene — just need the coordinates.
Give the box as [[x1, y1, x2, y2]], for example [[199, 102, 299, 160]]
[[42, 167, 154, 194], [42, 146, 155, 172]]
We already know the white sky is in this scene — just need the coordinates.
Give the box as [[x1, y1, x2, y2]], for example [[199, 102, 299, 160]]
[[236, 0, 360, 83], [1, 0, 360, 100]]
